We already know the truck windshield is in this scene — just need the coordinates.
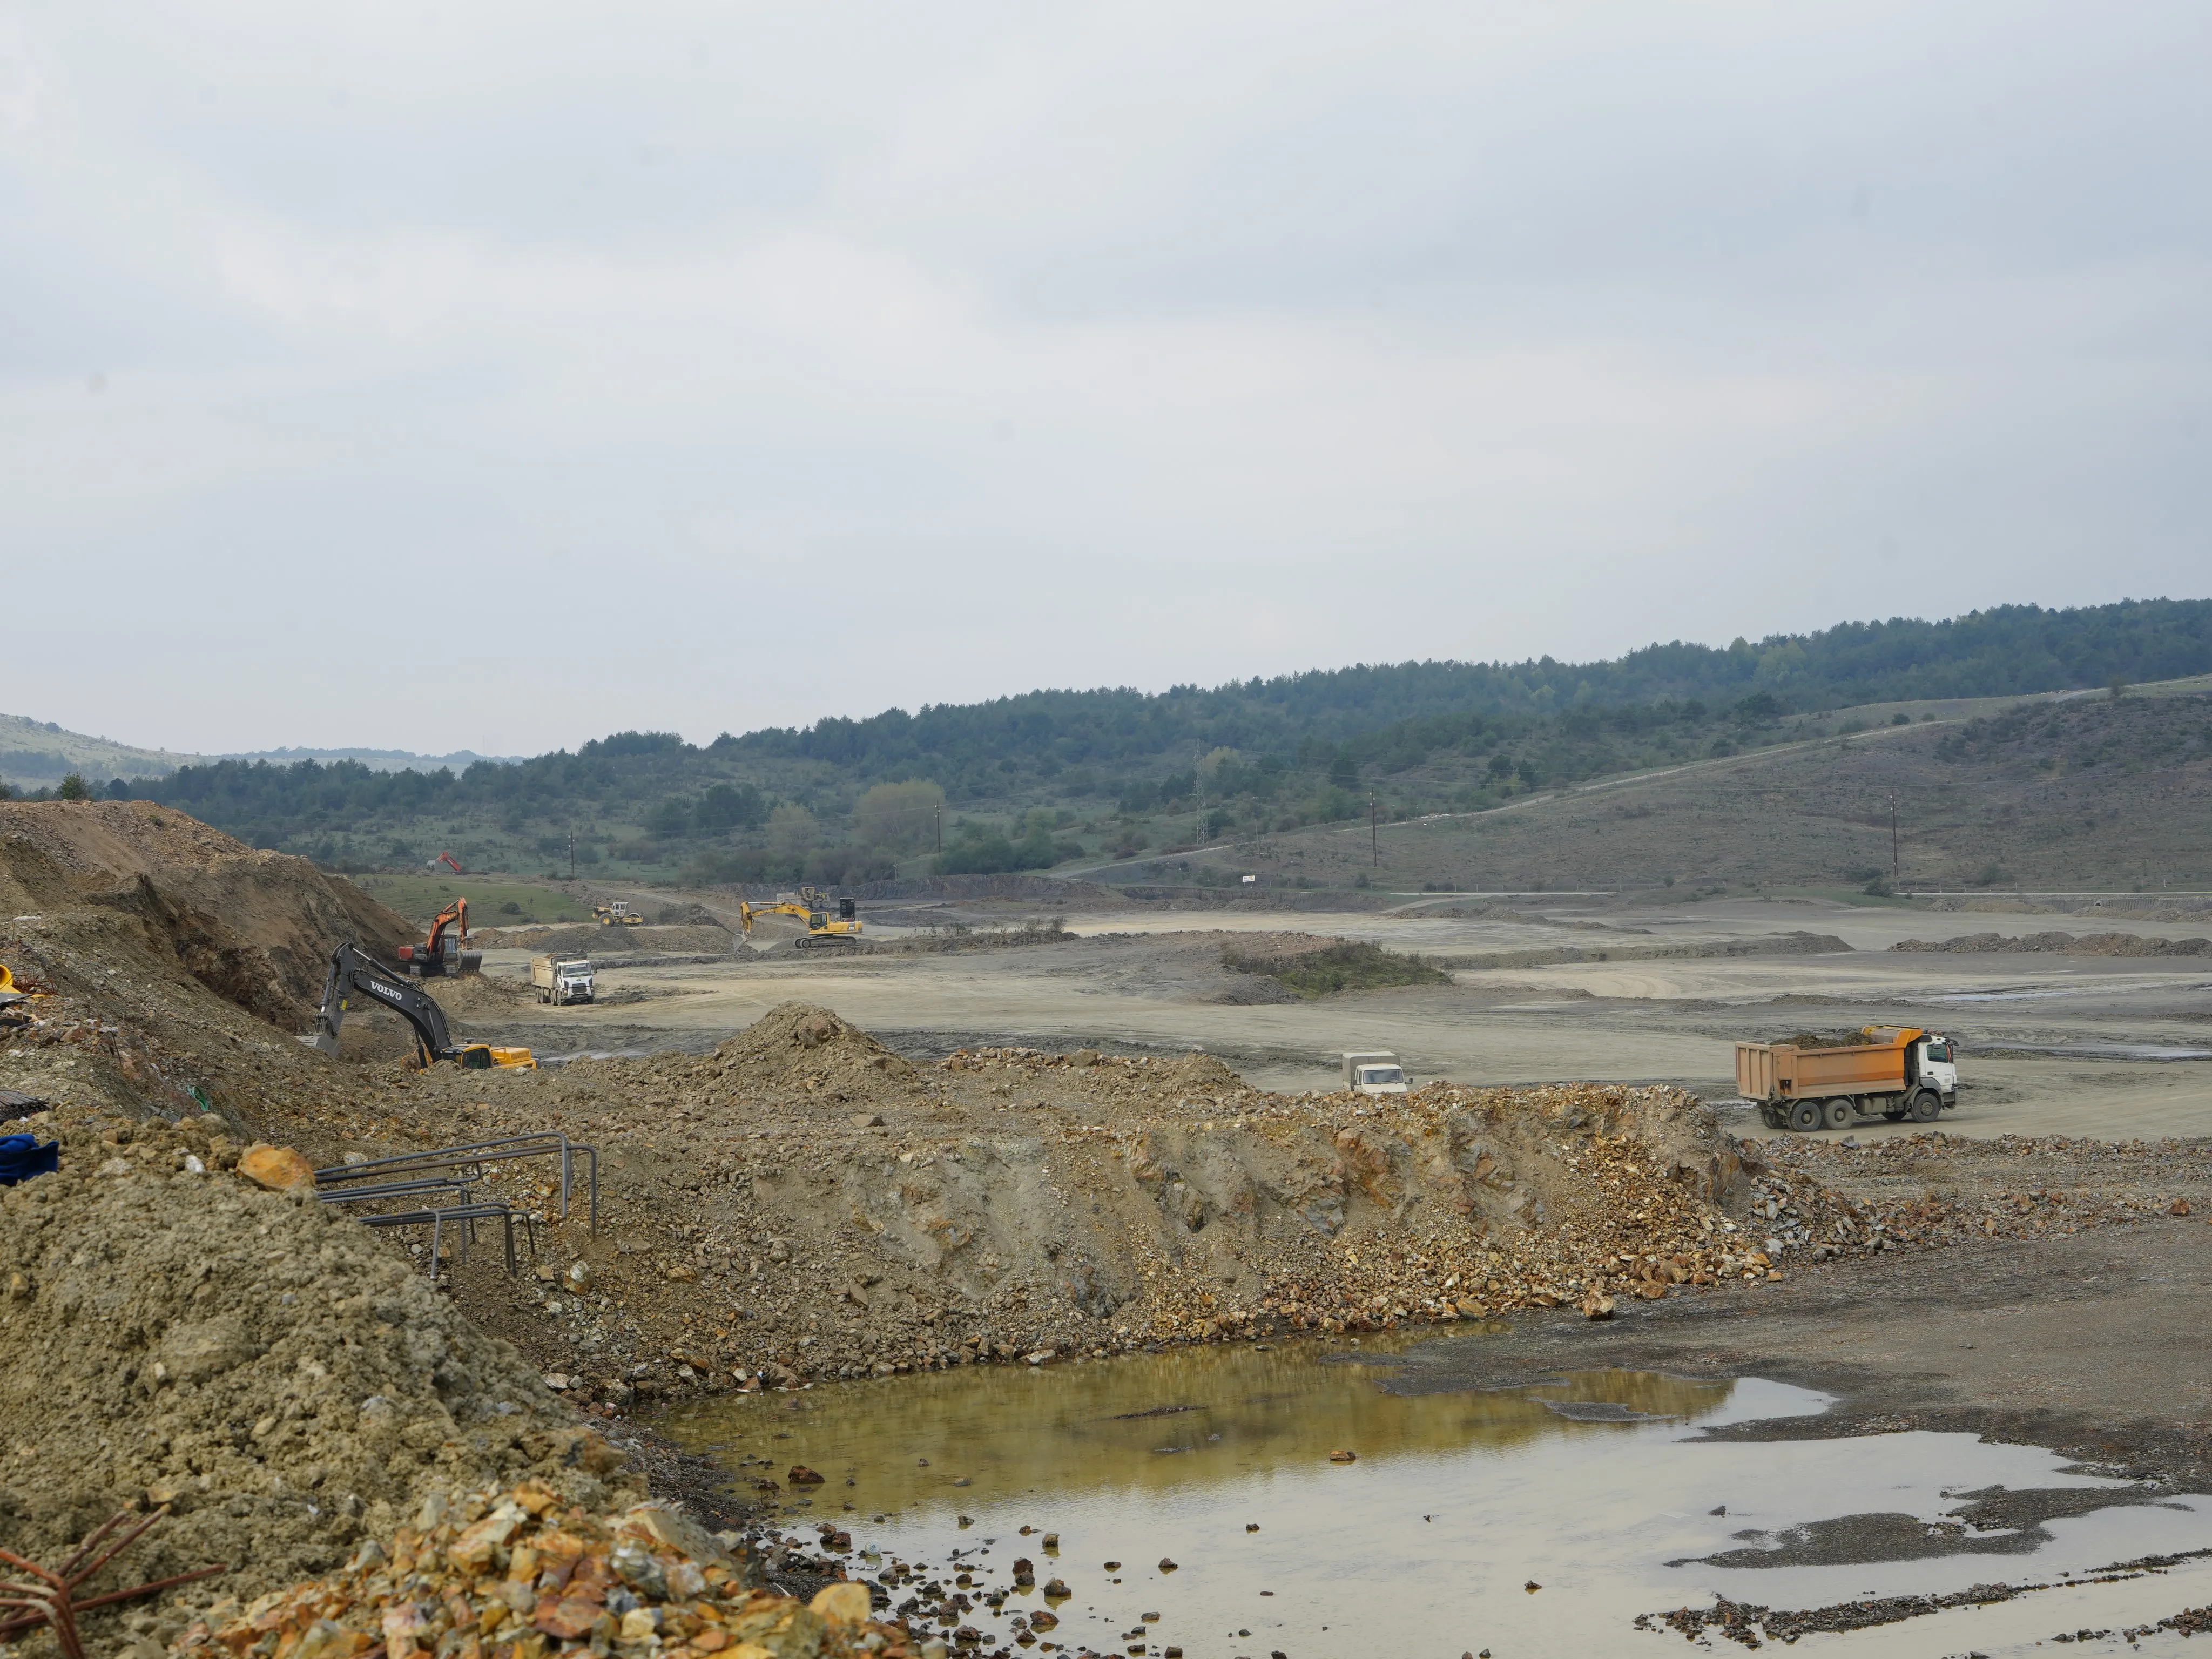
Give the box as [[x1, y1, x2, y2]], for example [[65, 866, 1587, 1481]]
[[1925, 1041, 1951, 1062], [1359, 1067, 1404, 1085]]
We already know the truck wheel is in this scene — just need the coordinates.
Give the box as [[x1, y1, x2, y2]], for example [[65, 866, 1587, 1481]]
[[1910, 1089, 1941, 1123], [1786, 1101, 1823, 1133], [1822, 1098, 1853, 1130]]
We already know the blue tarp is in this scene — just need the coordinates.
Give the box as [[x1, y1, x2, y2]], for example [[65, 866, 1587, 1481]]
[[0, 1134, 59, 1185]]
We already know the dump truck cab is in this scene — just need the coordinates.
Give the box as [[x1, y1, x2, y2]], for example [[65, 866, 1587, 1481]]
[[1883, 1027, 1960, 1104], [531, 954, 595, 1006]]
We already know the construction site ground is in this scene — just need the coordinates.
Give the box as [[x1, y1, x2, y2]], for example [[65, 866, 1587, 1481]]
[[3, 801, 2210, 1653], [468, 889, 2212, 1143]]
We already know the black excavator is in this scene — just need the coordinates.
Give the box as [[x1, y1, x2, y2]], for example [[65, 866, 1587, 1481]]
[[309, 942, 535, 1070]]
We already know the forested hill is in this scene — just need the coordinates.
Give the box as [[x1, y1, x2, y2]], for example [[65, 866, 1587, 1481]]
[[727, 598, 2212, 778], [38, 596, 2212, 880]]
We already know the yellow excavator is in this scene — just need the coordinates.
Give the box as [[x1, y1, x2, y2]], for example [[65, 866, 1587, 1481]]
[[738, 887, 862, 950]]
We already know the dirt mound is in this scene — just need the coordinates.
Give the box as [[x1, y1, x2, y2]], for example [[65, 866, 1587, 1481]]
[[710, 1002, 921, 1090], [1153, 1051, 1249, 1092], [355, 1027, 1813, 1395], [1892, 930, 2211, 956], [170, 1484, 903, 1659], [0, 801, 413, 1005], [1450, 931, 1854, 970], [0, 1115, 637, 1650]]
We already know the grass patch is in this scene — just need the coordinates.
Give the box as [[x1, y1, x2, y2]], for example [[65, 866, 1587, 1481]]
[[345, 874, 592, 927], [1222, 939, 1452, 998]]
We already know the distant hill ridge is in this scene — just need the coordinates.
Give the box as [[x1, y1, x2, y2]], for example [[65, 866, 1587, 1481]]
[[14, 596, 2212, 886], [0, 716, 520, 789], [723, 597, 2212, 776]]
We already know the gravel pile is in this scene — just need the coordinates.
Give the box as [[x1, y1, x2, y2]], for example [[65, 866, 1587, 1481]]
[[1759, 1131, 2211, 1249], [168, 1482, 903, 1659]]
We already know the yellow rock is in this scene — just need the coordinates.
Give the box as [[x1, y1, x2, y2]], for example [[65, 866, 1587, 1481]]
[[238, 1143, 315, 1193], [810, 1582, 872, 1625]]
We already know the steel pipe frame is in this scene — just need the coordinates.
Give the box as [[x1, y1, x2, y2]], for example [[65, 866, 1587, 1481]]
[[314, 1133, 599, 1231], [360, 1202, 535, 1277]]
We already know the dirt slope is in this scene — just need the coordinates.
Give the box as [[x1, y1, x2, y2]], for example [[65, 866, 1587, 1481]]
[[0, 800, 414, 1003]]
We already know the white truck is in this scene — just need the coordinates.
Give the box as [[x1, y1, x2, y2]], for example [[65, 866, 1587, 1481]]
[[1341, 1051, 1408, 1095], [530, 954, 595, 1006]]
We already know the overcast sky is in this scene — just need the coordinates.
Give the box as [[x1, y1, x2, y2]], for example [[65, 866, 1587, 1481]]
[[4, 2, 2207, 757]]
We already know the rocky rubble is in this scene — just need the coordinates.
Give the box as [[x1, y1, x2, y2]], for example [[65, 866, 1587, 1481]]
[[339, 1013, 1847, 1405], [0, 1113, 639, 1651], [168, 1482, 906, 1659], [1758, 1131, 2211, 1249]]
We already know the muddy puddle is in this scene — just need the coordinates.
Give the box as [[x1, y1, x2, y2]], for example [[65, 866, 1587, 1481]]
[[660, 1339, 2212, 1656]]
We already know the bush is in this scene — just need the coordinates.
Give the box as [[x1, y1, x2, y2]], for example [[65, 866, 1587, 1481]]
[[933, 823, 1056, 875], [1222, 940, 1451, 999], [56, 772, 90, 801]]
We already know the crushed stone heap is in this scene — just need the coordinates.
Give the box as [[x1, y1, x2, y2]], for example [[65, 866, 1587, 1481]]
[[0, 1115, 638, 1651], [170, 1482, 903, 1659], [359, 1019, 1859, 1398]]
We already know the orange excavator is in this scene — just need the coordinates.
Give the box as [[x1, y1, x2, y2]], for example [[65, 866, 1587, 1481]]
[[395, 898, 480, 977]]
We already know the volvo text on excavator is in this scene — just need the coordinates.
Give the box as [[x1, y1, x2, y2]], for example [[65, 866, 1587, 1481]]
[[395, 897, 481, 977], [738, 886, 862, 950], [309, 942, 534, 1070]]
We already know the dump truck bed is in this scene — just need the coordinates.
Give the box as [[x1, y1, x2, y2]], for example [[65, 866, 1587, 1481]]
[[1736, 1030, 1918, 1102]]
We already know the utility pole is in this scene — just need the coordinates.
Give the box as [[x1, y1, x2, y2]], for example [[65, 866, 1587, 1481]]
[[1371, 789, 1379, 868], [934, 804, 942, 854], [1887, 792, 1898, 881], [568, 827, 576, 883]]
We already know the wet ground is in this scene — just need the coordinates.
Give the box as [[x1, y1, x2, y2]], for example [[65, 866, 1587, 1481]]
[[658, 1331, 2212, 1657]]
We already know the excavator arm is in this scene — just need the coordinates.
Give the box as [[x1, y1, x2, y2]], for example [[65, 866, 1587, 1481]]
[[738, 893, 861, 946], [311, 942, 536, 1069], [423, 898, 469, 960], [312, 941, 458, 1066]]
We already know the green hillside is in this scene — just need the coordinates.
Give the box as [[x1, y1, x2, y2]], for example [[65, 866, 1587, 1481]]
[[16, 597, 2210, 889]]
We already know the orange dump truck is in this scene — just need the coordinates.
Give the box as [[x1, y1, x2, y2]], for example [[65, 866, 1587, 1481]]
[[1736, 1026, 1960, 1133]]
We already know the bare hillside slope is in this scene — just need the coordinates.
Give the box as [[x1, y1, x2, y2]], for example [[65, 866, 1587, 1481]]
[[1221, 689, 2212, 893]]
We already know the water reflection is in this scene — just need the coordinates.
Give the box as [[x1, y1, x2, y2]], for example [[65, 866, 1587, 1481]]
[[654, 1344, 2212, 1658], [661, 1340, 1736, 1516]]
